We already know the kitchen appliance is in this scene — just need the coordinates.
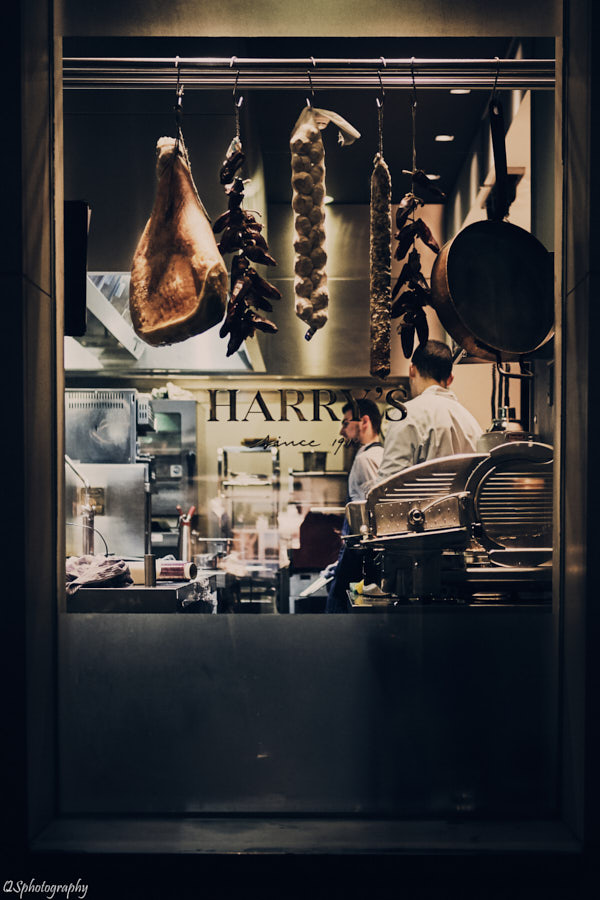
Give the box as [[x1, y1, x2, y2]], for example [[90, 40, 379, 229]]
[[65, 388, 138, 463], [192, 537, 231, 570], [137, 399, 197, 517], [345, 441, 553, 603], [65, 461, 149, 558], [477, 417, 537, 451], [65, 455, 96, 554], [65, 388, 156, 559]]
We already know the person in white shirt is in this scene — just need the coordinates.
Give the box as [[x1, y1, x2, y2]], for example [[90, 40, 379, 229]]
[[325, 398, 384, 612], [339, 398, 384, 501], [376, 340, 482, 484]]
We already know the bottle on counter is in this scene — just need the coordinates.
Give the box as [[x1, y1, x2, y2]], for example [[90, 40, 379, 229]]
[[176, 504, 195, 562], [144, 554, 156, 587]]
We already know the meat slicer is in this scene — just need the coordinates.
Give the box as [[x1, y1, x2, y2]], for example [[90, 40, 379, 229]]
[[345, 441, 553, 603]]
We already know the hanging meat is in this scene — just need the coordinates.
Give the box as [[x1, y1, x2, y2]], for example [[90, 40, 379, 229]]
[[369, 152, 392, 379], [213, 136, 281, 357], [290, 107, 360, 339], [130, 136, 228, 347]]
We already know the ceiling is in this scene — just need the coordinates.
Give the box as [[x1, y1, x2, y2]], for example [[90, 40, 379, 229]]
[[64, 36, 553, 206]]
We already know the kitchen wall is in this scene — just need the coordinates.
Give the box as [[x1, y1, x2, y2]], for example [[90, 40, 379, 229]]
[[179, 380, 409, 537]]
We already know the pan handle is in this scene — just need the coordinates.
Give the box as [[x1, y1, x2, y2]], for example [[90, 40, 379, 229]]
[[489, 98, 509, 221], [495, 359, 534, 379]]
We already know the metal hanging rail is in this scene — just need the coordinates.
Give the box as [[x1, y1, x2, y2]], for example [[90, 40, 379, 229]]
[[62, 57, 555, 91]]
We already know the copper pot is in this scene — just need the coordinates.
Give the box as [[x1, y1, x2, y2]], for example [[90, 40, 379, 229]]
[[429, 99, 554, 361]]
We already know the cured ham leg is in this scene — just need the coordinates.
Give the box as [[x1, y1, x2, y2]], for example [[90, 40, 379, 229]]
[[130, 136, 228, 346]]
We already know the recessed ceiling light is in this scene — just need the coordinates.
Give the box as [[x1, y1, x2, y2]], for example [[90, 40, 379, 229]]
[[450, 88, 471, 95], [324, 195, 334, 205], [435, 134, 455, 142]]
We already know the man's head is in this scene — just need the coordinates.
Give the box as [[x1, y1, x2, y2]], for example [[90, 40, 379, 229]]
[[409, 340, 454, 396], [340, 398, 382, 445]]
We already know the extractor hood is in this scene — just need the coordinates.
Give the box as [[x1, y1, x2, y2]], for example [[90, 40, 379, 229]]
[[64, 273, 264, 374]]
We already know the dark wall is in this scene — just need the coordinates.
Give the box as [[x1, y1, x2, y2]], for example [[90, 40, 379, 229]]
[[60, 610, 556, 818]]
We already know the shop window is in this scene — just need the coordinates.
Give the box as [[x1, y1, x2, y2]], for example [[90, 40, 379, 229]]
[[59, 36, 558, 823]]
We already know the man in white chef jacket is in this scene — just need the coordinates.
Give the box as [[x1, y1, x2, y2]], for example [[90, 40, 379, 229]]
[[325, 398, 384, 613], [375, 339, 482, 483]]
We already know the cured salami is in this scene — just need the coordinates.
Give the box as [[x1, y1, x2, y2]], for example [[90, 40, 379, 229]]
[[369, 153, 392, 378]]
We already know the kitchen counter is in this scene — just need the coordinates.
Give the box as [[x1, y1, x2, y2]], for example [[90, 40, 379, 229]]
[[67, 574, 217, 613], [347, 565, 552, 611], [347, 594, 552, 612]]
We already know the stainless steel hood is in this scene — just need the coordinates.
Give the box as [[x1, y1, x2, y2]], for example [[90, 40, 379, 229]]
[[63, 273, 263, 374]]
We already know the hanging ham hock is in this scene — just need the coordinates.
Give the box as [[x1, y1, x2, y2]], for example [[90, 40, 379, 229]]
[[130, 136, 228, 346]]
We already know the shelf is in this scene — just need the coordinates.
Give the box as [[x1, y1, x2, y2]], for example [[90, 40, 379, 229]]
[[218, 446, 281, 538], [222, 480, 278, 487], [289, 470, 347, 477], [220, 446, 280, 454]]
